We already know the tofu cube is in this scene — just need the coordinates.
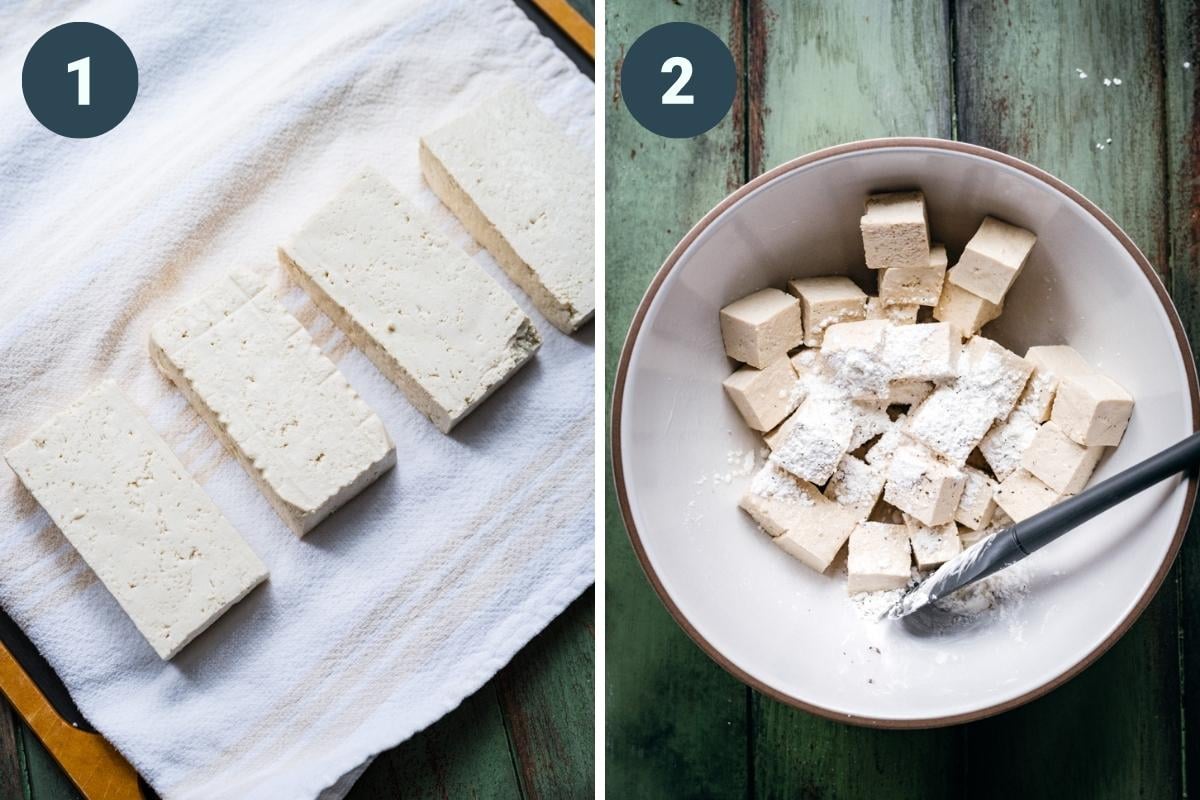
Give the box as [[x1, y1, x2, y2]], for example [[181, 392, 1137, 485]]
[[887, 380, 933, 407], [864, 416, 908, 467], [866, 296, 919, 325], [821, 319, 892, 398], [883, 322, 958, 382], [979, 411, 1040, 481], [959, 336, 1034, 420], [904, 516, 963, 569], [824, 454, 886, 516], [905, 385, 997, 464], [946, 216, 1037, 304], [955, 465, 998, 530], [722, 356, 800, 431], [787, 276, 868, 346], [738, 463, 825, 537], [860, 192, 930, 270], [932, 281, 1003, 336], [883, 442, 967, 526], [1022, 420, 1104, 494], [1018, 345, 1094, 422], [847, 522, 913, 592], [719, 288, 805, 368], [768, 399, 855, 484], [994, 469, 1063, 521], [1050, 373, 1135, 446], [774, 505, 863, 573], [878, 243, 949, 306], [765, 394, 886, 453]]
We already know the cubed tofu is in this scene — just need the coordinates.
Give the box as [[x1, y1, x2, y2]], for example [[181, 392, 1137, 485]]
[[946, 216, 1037, 304], [787, 276, 868, 347], [866, 296, 919, 325], [883, 322, 958, 382], [847, 522, 913, 592], [768, 398, 855, 484], [878, 244, 948, 306], [932, 281, 1003, 336], [775, 505, 863, 573], [883, 442, 967, 526], [722, 356, 800, 431], [719, 288, 805, 368], [824, 454, 886, 516], [860, 192, 930, 270], [1018, 345, 1094, 422], [864, 416, 908, 467], [958, 336, 1034, 420], [821, 319, 892, 398], [994, 469, 1063, 522], [738, 463, 826, 537], [1022, 420, 1104, 494], [955, 465, 998, 530], [979, 410, 1040, 481], [904, 516, 962, 569], [905, 385, 997, 464], [1050, 373, 1134, 446], [887, 380, 934, 407]]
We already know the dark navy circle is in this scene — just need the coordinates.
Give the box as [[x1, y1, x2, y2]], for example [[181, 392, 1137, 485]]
[[620, 22, 736, 139], [22, 22, 138, 139]]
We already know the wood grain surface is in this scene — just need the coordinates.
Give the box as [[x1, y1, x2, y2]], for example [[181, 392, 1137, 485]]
[[606, 0, 1198, 797]]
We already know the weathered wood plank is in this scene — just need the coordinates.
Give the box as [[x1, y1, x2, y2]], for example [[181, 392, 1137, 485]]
[[605, 1, 749, 797], [0, 698, 26, 800], [956, 3, 1181, 796], [347, 685, 522, 800], [17, 726, 78, 800], [747, 3, 962, 796], [1162, 0, 1200, 797], [496, 589, 594, 799]]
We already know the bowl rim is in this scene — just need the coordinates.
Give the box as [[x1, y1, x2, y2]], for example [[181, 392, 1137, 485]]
[[609, 136, 1200, 729]]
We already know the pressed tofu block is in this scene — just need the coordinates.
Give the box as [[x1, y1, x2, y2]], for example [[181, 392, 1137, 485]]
[[722, 356, 800, 431], [878, 244, 948, 307], [419, 88, 593, 333], [1050, 373, 1135, 446], [865, 296, 919, 325], [719, 288, 805, 368], [4, 382, 268, 659], [904, 516, 962, 569], [883, 322, 958, 382], [883, 442, 967, 526], [994, 469, 1063, 521], [958, 336, 1034, 420], [768, 398, 855, 484], [860, 192, 930, 270], [955, 465, 998, 530], [279, 170, 541, 434], [947, 216, 1037, 304], [1022, 420, 1104, 494], [1018, 345, 1094, 422], [905, 385, 997, 464], [824, 454, 886, 517], [150, 271, 396, 536], [979, 410, 1040, 481], [787, 276, 867, 347], [847, 522, 912, 592], [932, 281, 1003, 336]]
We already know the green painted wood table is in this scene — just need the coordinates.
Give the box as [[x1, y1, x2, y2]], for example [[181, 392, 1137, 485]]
[[606, 1, 1199, 797], [0, 0, 596, 797]]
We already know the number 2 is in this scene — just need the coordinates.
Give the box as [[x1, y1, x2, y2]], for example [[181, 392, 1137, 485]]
[[661, 56, 694, 105], [67, 56, 90, 106]]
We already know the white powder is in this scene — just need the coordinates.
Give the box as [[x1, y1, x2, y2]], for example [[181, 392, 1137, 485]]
[[825, 454, 884, 509], [849, 568, 921, 619], [979, 411, 1039, 481], [864, 416, 908, 466], [770, 400, 855, 484], [749, 463, 815, 505], [905, 384, 996, 464]]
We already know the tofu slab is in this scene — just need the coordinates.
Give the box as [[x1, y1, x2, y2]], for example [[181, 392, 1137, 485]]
[[150, 270, 397, 535], [420, 87, 594, 333], [4, 382, 268, 659], [279, 170, 541, 434]]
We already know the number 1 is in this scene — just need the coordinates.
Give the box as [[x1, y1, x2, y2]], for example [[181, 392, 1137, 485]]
[[67, 57, 90, 106], [661, 56, 694, 105]]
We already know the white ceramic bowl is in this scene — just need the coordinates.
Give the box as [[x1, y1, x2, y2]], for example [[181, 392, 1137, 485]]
[[612, 138, 1199, 727]]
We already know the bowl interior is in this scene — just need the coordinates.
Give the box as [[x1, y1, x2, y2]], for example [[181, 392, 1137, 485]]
[[617, 143, 1196, 724]]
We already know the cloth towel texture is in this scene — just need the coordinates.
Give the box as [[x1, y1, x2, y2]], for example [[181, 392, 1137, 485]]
[[0, 1, 594, 798]]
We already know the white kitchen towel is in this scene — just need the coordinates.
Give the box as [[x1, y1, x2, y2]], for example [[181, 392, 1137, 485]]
[[0, 1, 594, 798]]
